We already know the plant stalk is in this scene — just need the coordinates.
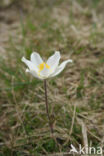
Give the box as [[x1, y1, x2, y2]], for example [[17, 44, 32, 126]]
[[44, 79, 53, 135]]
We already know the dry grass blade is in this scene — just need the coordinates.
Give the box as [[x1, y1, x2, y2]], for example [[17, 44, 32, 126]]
[[78, 118, 88, 147]]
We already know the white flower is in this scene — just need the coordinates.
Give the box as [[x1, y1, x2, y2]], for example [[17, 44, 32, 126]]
[[21, 51, 73, 80]]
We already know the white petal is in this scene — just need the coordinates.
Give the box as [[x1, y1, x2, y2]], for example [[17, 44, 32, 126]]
[[39, 67, 49, 78], [31, 52, 43, 67], [22, 57, 36, 71], [26, 68, 29, 72], [46, 51, 61, 73], [26, 68, 43, 80], [51, 59, 73, 77]]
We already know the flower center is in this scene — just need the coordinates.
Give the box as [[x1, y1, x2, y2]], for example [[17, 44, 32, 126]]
[[38, 62, 50, 72]]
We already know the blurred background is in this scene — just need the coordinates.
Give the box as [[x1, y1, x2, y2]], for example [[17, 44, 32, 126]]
[[0, 0, 104, 155]]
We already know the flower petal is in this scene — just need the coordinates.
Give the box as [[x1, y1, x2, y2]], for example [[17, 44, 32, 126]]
[[22, 57, 36, 71], [46, 51, 61, 73], [26, 69, 43, 80], [31, 52, 43, 67], [39, 67, 49, 78], [51, 59, 73, 77]]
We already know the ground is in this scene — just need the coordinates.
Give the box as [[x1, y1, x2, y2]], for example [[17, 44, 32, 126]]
[[0, 0, 104, 155]]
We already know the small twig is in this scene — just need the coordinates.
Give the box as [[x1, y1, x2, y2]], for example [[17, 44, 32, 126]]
[[44, 80, 54, 135]]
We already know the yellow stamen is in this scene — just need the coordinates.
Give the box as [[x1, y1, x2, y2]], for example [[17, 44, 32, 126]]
[[45, 63, 50, 69], [39, 62, 45, 71], [38, 62, 50, 72]]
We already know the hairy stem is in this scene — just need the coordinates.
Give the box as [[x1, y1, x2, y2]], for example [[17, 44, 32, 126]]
[[44, 80, 53, 135]]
